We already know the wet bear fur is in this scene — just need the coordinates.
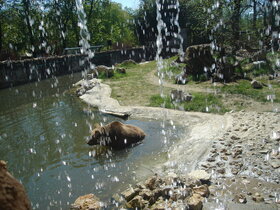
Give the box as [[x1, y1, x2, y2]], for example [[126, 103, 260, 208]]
[[87, 121, 146, 149]]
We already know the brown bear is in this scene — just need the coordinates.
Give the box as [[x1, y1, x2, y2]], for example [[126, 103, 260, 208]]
[[87, 121, 146, 149]]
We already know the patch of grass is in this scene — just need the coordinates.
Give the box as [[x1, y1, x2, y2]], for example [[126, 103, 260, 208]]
[[242, 62, 273, 77], [267, 52, 280, 63], [149, 92, 228, 114], [153, 57, 186, 83], [104, 60, 165, 106], [221, 80, 280, 103], [149, 95, 174, 109], [99, 71, 128, 80]]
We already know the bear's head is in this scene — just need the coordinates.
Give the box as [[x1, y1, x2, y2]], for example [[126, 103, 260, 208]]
[[87, 129, 102, 146]]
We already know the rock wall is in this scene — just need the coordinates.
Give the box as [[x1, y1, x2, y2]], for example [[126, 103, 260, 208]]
[[0, 47, 150, 89]]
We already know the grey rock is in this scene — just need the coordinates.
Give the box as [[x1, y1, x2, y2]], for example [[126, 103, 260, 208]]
[[192, 185, 210, 198], [116, 68, 126, 74], [251, 80, 263, 89], [187, 170, 211, 183], [231, 168, 239, 175], [270, 161, 280, 169], [260, 150, 269, 154], [217, 168, 226, 174], [127, 195, 147, 209], [252, 193, 265, 203], [71, 194, 101, 210], [121, 187, 140, 201], [231, 135, 240, 140], [186, 193, 203, 210], [233, 194, 247, 204], [175, 72, 188, 84], [170, 90, 192, 103]]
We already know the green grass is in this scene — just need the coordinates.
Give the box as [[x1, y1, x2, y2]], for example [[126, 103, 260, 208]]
[[221, 80, 280, 103], [103, 60, 167, 106], [99, 71, 128, 80], [149, 92, 229, 114], [242, 62, 273, 77], [152, 56, 186, 83], [267, 52, 280, 64]]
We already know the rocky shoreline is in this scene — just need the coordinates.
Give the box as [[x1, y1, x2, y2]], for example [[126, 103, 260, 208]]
[[71, 78, 280, 209]]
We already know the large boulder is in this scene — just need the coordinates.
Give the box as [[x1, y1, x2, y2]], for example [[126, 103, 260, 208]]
[[116, 68, 126, 74], [170, 90, 192, 103], [74, 79, 100, 97], [212, 60, 240, 82], [251, 80, 263, 89], [175, 72, 188, 84], [90, 65, 114, 78], [187, 170, 211, 183], [186, 193, 203, 210], [0, 160, 31, 210], [184, 44, 215, 76]]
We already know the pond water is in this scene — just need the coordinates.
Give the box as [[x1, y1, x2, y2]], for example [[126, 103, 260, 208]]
[[0, 73, 183, 209]]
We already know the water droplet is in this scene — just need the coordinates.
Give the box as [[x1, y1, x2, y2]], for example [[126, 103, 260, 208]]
[[66, 176, 71, 182], [29, 148, 36, 154]]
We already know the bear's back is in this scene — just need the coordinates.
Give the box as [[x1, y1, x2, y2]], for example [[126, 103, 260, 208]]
[[105, 121, 145, 149]]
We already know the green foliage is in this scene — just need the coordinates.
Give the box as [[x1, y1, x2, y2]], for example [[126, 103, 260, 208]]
[[98, 71, 128, 80], [267, 52, 280, 70], [0, 0, 137, 59], [184, 93, 227, 113], [149, 95, 174, 109], [188, 74, 208, 82], [221, 80, 280, 103], [242, 62, 273, 77], [149, 92, 228, 114]]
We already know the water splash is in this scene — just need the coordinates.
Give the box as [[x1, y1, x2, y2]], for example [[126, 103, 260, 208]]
[[75, 0, 95, 79], [174, 0, 184, 62], [156, 0, 165, 99]]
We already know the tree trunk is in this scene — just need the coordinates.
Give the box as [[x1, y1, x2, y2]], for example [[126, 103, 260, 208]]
[[252, 0, 257, 33], [0, 19, 2, 53], [263, 4, 267, 27], [232, 0, 241, 52], [87, 0, 96, 20], [22, 0, 37, 57]]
